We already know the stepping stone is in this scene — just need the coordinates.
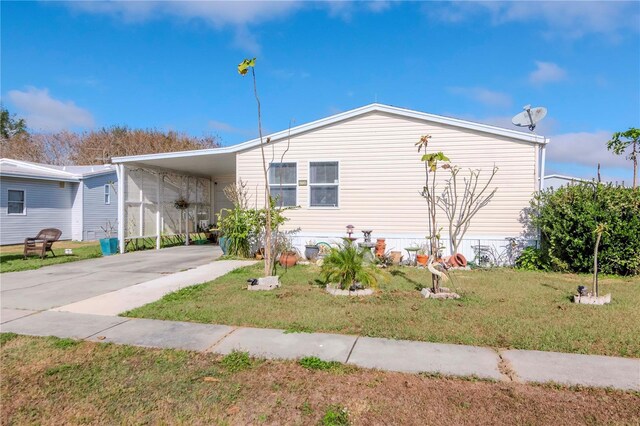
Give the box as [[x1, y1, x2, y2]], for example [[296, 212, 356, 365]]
[[211, 327, 357, 362], [502, 350, 640, 391], [347, 336, 502, 380], [86, 318, 234, 351]]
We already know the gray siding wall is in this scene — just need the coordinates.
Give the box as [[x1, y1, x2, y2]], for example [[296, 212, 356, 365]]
[[82, 172, 118, 240], [0, 177, 75, 245]]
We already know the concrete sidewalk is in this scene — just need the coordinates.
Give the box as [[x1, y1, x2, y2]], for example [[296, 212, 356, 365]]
[[2, 310, 638, 391]]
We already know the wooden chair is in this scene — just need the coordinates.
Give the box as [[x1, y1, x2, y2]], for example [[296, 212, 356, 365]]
[[23, 228, 62, 259]]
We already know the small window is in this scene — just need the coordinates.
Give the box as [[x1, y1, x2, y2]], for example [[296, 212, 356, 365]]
[[104, 184, 111, 205], [7, 190, 25, 215], [310, 162, 339, 207], [269, 163, 297, 207]]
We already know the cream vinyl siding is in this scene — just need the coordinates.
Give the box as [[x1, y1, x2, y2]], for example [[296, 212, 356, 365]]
[[233, 111, 536, 237]]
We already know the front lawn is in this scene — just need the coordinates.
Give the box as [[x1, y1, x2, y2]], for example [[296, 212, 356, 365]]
[[126, 264, 640, 358], [0, 241, 102, 273], [2, 335, 638, 425]]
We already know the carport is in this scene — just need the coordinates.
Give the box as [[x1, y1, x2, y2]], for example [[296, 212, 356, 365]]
[[112, 148, 238, 254]]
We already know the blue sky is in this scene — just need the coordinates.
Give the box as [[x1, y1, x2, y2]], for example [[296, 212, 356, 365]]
[[2, 1, 639, 182]]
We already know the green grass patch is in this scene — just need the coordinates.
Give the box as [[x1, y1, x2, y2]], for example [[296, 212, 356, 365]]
[[221, 351, 253, 373], [125, 264, 640, 357], [51, 338, 81, 349], [298, 356, 343, 371], [0, 333, 18, 346], [322, 405, 350, 426], [0, 242, 102, 273]]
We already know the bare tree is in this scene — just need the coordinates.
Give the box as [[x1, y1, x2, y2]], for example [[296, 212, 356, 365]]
[[2, 126, 218, 165], [437, 166, 499, 255], [416, 135, 450, 293], [223, 179, 250, 209]]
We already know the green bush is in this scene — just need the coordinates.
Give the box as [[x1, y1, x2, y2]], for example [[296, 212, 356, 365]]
[[217, 198, 292, 259], [515, 247, 550, 271], [531, 183, 640, 275], [321, 241, 387, 290]]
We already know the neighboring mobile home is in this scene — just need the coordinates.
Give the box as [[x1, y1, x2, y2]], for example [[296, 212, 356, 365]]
[[112, 103, 549, 258], [0, 159, 117, 245]]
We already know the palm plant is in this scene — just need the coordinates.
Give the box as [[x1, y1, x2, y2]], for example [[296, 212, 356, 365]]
[[321, 241, 387, 290]]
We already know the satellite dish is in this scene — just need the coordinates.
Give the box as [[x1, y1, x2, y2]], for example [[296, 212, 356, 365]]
[[512, 104, 547, 131]]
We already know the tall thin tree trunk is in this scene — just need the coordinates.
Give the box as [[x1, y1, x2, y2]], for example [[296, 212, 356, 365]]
[[593, 231, 601, 297], [252, 68, 272, 277]]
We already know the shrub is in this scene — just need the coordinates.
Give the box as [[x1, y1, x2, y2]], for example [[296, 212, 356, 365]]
[[321, 241, 387, 290], [515, 247, 550, 271], [531, 183, 640, 275]]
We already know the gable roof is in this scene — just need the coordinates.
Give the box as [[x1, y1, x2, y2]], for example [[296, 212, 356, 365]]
[[0, 158, 115, 182], [113, 103, 549, 164]]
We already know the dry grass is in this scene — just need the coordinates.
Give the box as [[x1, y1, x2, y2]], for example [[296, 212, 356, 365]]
[[126, 264, 640, 357], [2, 335, 639, 425]]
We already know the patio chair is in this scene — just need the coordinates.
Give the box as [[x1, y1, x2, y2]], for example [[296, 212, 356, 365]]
[[23, 228, 62, 259]]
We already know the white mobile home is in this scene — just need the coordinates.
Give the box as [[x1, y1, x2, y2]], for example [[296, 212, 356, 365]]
[[0, 159, 118, 245], [112, 103, 549, 258]]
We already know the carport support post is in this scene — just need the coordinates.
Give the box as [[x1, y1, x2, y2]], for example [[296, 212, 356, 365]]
[[117, 164, 126, 254], [156, 172, 161, 250]]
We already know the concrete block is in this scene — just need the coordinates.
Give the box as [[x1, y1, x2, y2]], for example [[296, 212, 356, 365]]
[[211, 327, 357, 362], [248, 275, 280, 291], [347, 336, 502, 380]]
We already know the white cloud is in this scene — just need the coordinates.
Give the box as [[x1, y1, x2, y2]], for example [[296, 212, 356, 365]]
[[448, 87, 512, 108], [545, 131, 630, 169], [7, 87, 95, 132], [68, 1, 302, 27], [368, 1, 392, 13], [208, 119, 253, 136], [427, 1, 640, 39], [529, 61, 567, 85]]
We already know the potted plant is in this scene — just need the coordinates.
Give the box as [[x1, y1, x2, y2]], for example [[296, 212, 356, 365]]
[[174, 197, 190, 210], [99, 220, 118, 256], [304, 240, 320, 261], [278, 236, 298, 268], [416, 245, 429, 266]]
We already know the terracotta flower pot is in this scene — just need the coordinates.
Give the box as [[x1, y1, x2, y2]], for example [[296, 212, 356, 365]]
[[279, 252, 298, 268], [446, 255, 459, 267], [375, 238, 386, 257], [390, 251, 402, 265], [416, 254, 428, 266], [454, 253, 468, 267]]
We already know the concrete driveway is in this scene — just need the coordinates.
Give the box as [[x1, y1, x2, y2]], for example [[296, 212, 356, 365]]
[[0, 245, 221, 311]]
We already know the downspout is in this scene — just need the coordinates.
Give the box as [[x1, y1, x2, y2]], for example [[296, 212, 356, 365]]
[[539, 138, 548, 192], [116, 163, 126, 254]]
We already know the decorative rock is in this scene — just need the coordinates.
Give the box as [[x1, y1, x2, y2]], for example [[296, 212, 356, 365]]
[[248, 276, 280, 291], [421, 288, 461, 299], [326, 285, 374, 297], [573, 293, 611, 305]]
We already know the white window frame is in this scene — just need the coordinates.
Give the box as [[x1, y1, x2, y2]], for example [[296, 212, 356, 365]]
[[308, 160, 340, 209], [104, 184, 111, 205], [7, 189, 26, 215], [268, 162, 298, 207]]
